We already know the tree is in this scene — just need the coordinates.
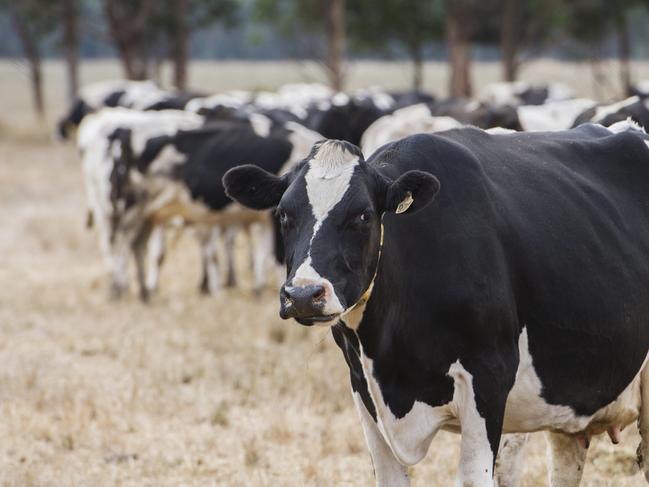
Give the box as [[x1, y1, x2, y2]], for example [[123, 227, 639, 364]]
[[59, 0, 79, 102], [103, 0, 154, 80], [498, 0, 559, 81], [348, 0, 445, 90], [559, 0, 646, 96], [2, 0, 56, 119], [446, 0, 473, 97], [156, 0, 238, 89], [255, 0, 348, 90]]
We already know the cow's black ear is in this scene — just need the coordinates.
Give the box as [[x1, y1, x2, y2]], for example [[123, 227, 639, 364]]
[[223, 164, 288, 210], [385, 170, 440, 215]]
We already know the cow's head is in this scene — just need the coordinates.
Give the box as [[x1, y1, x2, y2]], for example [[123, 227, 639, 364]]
[[223, 139, 439, 326], [57, 99, 91, 140]]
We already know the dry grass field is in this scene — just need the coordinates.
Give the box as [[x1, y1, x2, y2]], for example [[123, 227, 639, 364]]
[[0, 60, 648, 486]]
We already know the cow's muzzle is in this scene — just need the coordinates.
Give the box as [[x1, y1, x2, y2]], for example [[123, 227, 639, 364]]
[[280, 284, 338, 325]]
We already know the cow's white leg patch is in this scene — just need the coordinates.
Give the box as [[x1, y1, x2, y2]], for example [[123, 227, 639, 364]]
[[109, 234, 131, 298], [145, 225, 165, 293], [352, 392, 410, 487], [503, 328, 591, 433], [494, 433, 528, 487], [545, 432, 586, 487], [249, 221, 274, 293], [448, 360, 494, 487], [358, 351, 452, 466], [197, 226, 221, 295], [637, 363, 649, 481]]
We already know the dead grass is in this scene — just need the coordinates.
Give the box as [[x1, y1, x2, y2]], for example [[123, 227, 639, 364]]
[[0, 60, 648, 485]]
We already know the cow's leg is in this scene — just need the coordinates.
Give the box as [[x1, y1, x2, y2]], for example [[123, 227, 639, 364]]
[[351, 392, 410, 487], [450, 360, 513, 487], [197, 226, 221, 295], [249, 221, 274, 296], [144, 225, 166, 296], [132, 221, 154, 302], [109, 234, 131, 299], [494, 433, 528, 487], [545, 432, 587, 487], [636, 363, 649, 481], [223, 225, 239, 288]]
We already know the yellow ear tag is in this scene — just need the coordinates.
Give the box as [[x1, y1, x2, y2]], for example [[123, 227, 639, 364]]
[[395, 192, 414, 214]]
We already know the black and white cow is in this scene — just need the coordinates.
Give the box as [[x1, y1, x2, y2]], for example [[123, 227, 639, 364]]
[[87, 108, 321, 300], [481, 81, 575, 106], [58, 80, 201, 139], [429, 98, 523, 131], [224, 122, 649, 486], [573, 96, 649, 130], [361, 103, 461, 157]]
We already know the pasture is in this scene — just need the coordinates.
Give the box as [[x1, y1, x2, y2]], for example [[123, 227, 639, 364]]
[[0, 60, 646, 486]]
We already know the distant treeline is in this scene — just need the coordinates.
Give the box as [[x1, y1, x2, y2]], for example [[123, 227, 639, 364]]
[[3, 0, 649, 119]]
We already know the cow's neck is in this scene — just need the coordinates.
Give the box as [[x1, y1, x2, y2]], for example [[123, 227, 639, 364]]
[[338, 228, 454, 466]]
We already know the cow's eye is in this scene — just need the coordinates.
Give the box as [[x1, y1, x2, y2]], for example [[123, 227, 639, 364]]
[[358, 211, 372, 223]]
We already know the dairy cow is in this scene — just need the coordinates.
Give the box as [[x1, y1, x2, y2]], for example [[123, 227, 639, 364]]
[[224, 122, 649, 486], [573, 96, 649, 130], [58, 80, 201, 139], [103, 113, 321, 299]]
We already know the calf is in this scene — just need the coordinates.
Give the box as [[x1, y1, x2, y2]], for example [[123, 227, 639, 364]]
[[224, 123, 649, 486]]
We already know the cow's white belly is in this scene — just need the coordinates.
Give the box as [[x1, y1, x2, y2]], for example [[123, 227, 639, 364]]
[[502, 327, 644, 435]]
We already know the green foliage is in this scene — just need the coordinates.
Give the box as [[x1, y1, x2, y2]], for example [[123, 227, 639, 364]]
[[347, 0, 445, 54]]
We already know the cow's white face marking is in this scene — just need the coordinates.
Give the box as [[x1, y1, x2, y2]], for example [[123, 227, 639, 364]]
[[291, 141, 359, 320]]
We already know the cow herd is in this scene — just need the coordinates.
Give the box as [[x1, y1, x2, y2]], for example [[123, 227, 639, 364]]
[[57, 78, 649, 486]]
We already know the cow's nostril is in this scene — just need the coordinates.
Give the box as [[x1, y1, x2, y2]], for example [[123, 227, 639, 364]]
[[312, 285, 326, 301]]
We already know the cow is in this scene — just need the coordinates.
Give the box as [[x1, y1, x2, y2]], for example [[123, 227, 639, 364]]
[[90, 109, 322, 300], [361, 103, 461, 157], [573, 96, 649, 130], [429, 98, 523, 131], [77, 107, 205, 299], [303, 89, 396, 146], [481, 81, 575, 106], [516, 98, 597, 132], [223, 121, 649, 486], [57, 80, 201, 140]]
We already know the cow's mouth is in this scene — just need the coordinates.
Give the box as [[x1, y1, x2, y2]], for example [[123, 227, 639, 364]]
[[295, 314, 340, 326]]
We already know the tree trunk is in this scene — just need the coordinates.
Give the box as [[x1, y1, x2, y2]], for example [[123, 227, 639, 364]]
[[446, 0, 473, 97], [324, 0, 346, 91], [615, 10, 632, 96], [11, 11, 45, 119], [103, 0, 153, 80], [411, 44, 423, 91], [500, 0, 518, 82], [171, 0, 189, 90], [62, 0, 79, 102]]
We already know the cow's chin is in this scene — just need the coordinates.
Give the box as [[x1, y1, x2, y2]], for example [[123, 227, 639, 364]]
[[294, 314, 341, 327]]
